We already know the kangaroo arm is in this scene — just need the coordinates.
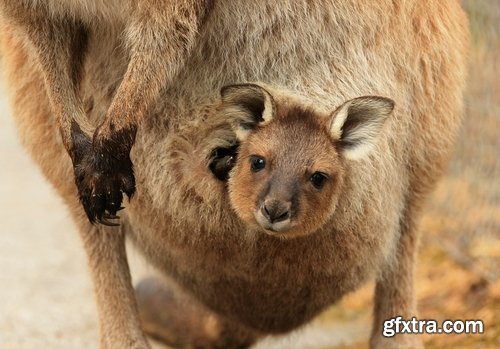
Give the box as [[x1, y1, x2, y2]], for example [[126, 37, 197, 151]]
[[95, 0, 215, 142]]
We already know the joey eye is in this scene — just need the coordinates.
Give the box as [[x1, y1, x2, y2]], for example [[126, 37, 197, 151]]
[[250, 155, 266, 172], [310, 172, 328, 189]]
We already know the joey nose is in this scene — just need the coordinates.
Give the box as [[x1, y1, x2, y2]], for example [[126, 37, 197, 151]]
[[261, 200, 291, 223]]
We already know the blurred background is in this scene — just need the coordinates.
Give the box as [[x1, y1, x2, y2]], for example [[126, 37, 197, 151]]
[[0, 1, 498, 348]]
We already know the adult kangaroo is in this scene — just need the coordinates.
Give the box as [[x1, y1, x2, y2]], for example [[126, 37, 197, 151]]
[[0, 1, 468, 348]]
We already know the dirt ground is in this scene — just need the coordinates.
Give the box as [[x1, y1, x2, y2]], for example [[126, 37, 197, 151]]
[[0, 1, 498, 348]]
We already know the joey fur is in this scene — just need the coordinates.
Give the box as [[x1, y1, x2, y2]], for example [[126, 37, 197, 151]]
[[0, 1, 469, 349]]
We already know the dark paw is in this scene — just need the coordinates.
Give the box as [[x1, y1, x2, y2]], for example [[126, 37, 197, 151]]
[[75, 153, 135, 225], [209, 144, 238, 181], [70, 122, 136, 225]]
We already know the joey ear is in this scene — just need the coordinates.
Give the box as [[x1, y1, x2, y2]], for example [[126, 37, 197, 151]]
[[220, 84, 276, 141], [329, 96, 395, 160]]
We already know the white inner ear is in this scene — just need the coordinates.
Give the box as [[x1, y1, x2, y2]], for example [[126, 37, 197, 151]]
[[223, 105, 255, 140], [220, 84, 277, 142], [261, 94, 274, 124], [234, 128, 250, 141], [329, 96, 393, 161], [329, 101, 351, 140], [340, 115, 386, 161], [341, 135, 379, 161]]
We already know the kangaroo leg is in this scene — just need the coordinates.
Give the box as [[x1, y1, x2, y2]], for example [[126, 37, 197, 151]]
[[371, 198, 424, 349], [66, 206, 150, 349]]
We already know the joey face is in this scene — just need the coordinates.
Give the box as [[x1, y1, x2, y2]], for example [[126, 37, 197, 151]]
[[228, 112, 344, 237], [218, 84, 394, 238]]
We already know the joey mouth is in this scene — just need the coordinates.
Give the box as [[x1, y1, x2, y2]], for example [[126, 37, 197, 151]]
[[254, 210, 294, 234], [253, 200, 300, 236]]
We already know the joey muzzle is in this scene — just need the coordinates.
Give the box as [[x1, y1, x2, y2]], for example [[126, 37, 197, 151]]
[[255, 199, 293, 232]]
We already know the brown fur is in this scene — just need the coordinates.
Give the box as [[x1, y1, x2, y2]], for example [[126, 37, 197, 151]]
[[0, 1, 469, 348]]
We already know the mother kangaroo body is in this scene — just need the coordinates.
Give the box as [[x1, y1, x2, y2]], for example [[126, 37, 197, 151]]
[[0, 1, 468, 348]]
